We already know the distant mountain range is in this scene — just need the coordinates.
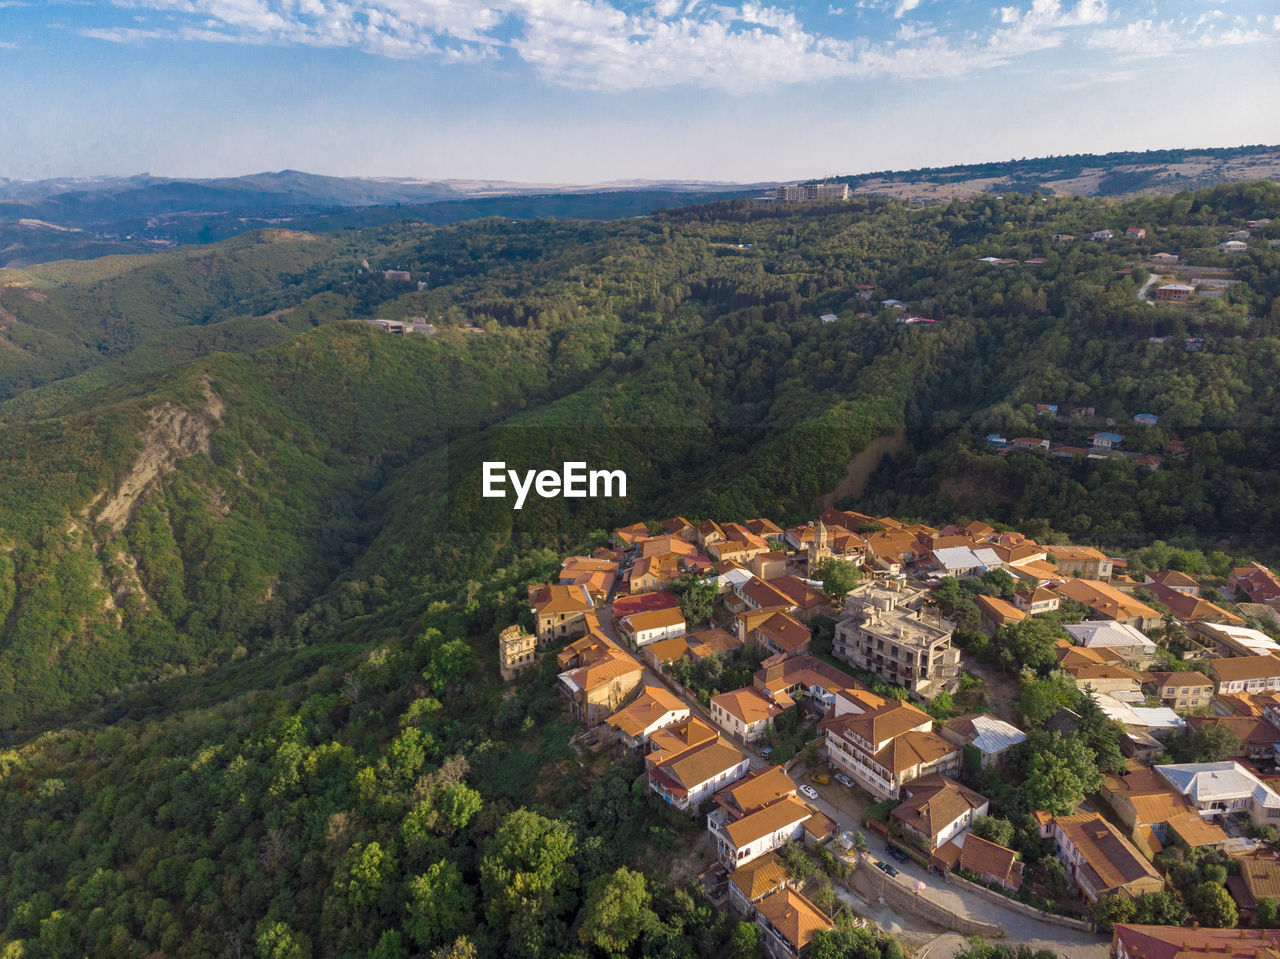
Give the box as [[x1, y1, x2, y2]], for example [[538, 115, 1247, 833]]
[[2, 144, 1278, 267]]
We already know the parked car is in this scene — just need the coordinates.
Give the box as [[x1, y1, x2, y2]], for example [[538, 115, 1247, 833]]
[[810, 772, 830, 785], [798, 784, 819, 800], [834, 773, 854, 788], [885, 844, 909, 864], [761, 747, 773, 759], [876, 861, 899, 878]]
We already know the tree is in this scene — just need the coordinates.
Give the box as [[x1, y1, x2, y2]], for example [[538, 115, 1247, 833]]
[[1189, 881, 1238, 928], [1188, 723, 1241, 763], [1091, 894, 1136, 933], [728, 921, 759, 959], [1018, 672, 1078, 726], [255, 922, 312, 959], [814, 558, 861, 602], [480, 809, 578, 957], [576, 867, 657, 953], [406, 861, 475, 950], [971, 816, 1015, 850], [672, 572, 717, 624], [1023, 731, 1103, 816], [1256, 897, 1278, 928]]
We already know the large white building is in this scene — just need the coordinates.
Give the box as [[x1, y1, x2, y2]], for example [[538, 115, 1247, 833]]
[[1156, 761, 1280, 827]]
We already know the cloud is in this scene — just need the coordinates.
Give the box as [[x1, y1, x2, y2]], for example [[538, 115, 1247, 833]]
[[80, 0, 1278, 92], [1087, 10, 1279, 57]]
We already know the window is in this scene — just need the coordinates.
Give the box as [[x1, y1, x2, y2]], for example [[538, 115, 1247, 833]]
[[1179, 700, 1187, 706]]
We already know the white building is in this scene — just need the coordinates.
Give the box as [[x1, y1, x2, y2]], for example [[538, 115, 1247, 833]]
[[1156, 762, 1280, 827]]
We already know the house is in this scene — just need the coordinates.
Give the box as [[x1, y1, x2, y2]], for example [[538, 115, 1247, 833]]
[[559, 556, 619, 603], [754, 887, 832, 959], [1091, 230, 1114, 241], [1125, 228, 1146, 239], [1014, 586, 1060, 614], [956, 834, 1024, 891], [1053, 580, 1161, 631], [1144, 583, 1243, 625], [1149, 252, 1179, 264], [1155, 761, 1280, 826], [1141, 671, 1213, 711], [750, 551, 788, 581], [647, 715, 717, 763], [1154, 283, 1192, 301], [1132, 413, 1159, 427], [1186, 715, 1280, 762], [1111, 925, 1280, 959], [820, 688, 960, 800], [647, 732, 751, 810], [605, 685, 691, 749], [1065, 621, 1157, 664], [1163, 439, 1188, 459], [1143, 570, 1200, 597], [1196, 622, 1280, 658], [939, 713, 1028, 768], [1035, 403, 1059, 416], [753, 655, 863, 716], [832, 581, 960, 699], [750, 611, 813, 657], [1048, 545, 1114, 579], [973, 594, 1027, 637], [1099, 761, 1212, 850], [819, 313, 838, 324], [529, 583, 596, 643], [660, 516, 697, 540], [1011, 436, 1050, 451], [1088, 432, 1124, 451], [1227, 857, 1280, 923], [769, 576, 833, 622], [1218, 240, 1247, 253], [889, 774, 988, 852], [805, 519, 867, 575], [709, 795, 815, 869], [727, 852, 791, 915], [612, 590, 681, 620], [711, 687, 786, 743], [613, 522, 651, 547], [558, 644, 644, 725], [497, 624, 538, 681], [686, 627, 745, 662], [382, 269, 411, 282], [627, 553, 683, 594], [931, 546, 1004, 579], [733, 575, 796, 615], [985, 433, 1008, 448], [619, 607, 687, 648], [1052, 233, 1075, 243], [1061, 661, 1145, 698], [1035, 811, 1163, 902], [1208, 653, 1280, 694], [1229, 562, 1280, 607], [716, 765, 799, 821]]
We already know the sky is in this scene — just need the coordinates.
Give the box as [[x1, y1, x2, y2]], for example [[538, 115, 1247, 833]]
[[1, 0, 1278, 183]]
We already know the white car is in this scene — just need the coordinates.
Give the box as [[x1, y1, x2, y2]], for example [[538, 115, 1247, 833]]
[[798, 784, 819, 800], [834, 773, 854, 788]]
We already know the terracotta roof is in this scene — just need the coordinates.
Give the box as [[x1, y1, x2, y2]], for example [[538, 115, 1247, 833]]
[[639, 535, 698, 559], [1064, 662, 1144, 682], [1052, 579, 1160, 622], [754, 888, 832, 954], [687, 627, 743, 659], [890, 774, 987, 841], [1056, 642, 1127, 668], [1147, 583, 1244, 624], [614, 522, 651, 544], [821, 698, 931, 750], [719, 765, 797, 815], [660, 516, 694, 535], [646, 717, 719, 766], [1015, 586, 1058, 605], [959, 834, 1023, 888], [753, 611, 812, 653], [645, 635, 691, 665], [873, 730, 958, 776], [723, 795, 813, 848], [754, 655, 862, 700], [1241, 858, 1280, 901], [1166, 811, 1228, 848], [621, 607, 687, 634], [529, 583, 595, 615], [1147, 570, 1201, 590], [650, 736, 747, 794], [612, 590, 680, 618], [1050, 545, 1109, 562], [770, 576, 830, 610], [739, 576, 795, 610], [728, 852, 790, 901], [1144, 671, 1213, 689], [605, 685, 689, 737], [1050, 812, 1161, 894], [1211, 653, 1280, 684], [746, 518, 785, 537], [973, 594, 1028, 625], [713, 687, 785, 726], [564, 647, 642, 694], [1187, 715, 1280, 748], [1113, 924, 1280, 959]]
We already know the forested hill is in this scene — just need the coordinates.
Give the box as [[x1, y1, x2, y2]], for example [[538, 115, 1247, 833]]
[[0, 180, 1278, 956]]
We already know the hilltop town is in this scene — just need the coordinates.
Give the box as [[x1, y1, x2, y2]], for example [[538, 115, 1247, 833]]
[[508, 511, 1280, 958]]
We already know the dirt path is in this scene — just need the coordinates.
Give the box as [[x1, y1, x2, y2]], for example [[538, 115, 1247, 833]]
[[819, 426, 907, 510]]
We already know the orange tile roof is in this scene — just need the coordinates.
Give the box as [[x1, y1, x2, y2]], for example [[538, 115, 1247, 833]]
[[1167, 811, 1228, 848], [770, 576, 830, 611], [614, 522, 651, 544], [1050, 545, 1110, 562], [723, 795, 813, 848], [973, 594, 1028, 625], [1052, 579, 1160, 622], [959, 834, 1023, 888], [650, 736, 747, 793], [645, 635, 692, 665], [753, 611, 812, 653], [873, 730, 958, 775], [821, 698, 931, 750], [890, 774, 987, 841], [1147, 583, 1245, 624], [687, 628, 743, 659], [713, 687, 784, 726], [529, 583, 595, 615], [740, 576, 795, 610], [621, 607, 687, 633], [728, 852, 790, 901], [754, 888, 832, 953], [1211, 653, 1280, 684], [565, 647, 642, 694], [1051, 812, 1161, 894], [646, 716, 718, 766], [605, 685, 689, 738], [1112, 924, 1280, 959], [719, 765, 797, 815]]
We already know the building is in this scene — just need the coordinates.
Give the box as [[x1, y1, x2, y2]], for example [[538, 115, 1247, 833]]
[[558, 646, 644, 725], [1197, 622, 1280, 658], [1141, 671, 1213, 711], [1125, 228, 1146, 238], [775, 182, 850, 203], [889, 774, 988, 853], [1145, 583, 1243, 625], [716, 765, 799, 820], [382, 269, 411, 281], [931, 545, 1005, 579], [1092, 230, 1114, 241], [1149, 252, 1179, 264], [1053, 580, 1161, 631], [648, 733, 751, 811], [1112, 925, 1280, 959], [727, 852, 791, 916], [1089, 432, 1125, 451], [1154, 283, 1193, 301], [832, 581, 960, 699], [1230, 562, 1280, 607], [1013, 586, 1060, 615], [750, 611, 813, 657], [1133, 413, 1159, 427], [619, 607, 688, 648], [956, 834, 1024, 891], [1035, 811, 1164, 902], [1218, 239, 1247, 253], [753, 655, 862, 716], [711, 687, 786, 743], [1049, 545, 1114, 579], [605, 685, 690, 750], [1155, 761, 1280, 826], [709, 794, 815, 869], [498, 624, 538, 681], [769, 576, 833, 621], [820, 688, 960, 800], [1186, 716, 1280, 762], [1064, 621, 1158, 664], [529, 583, 596, 643], [973, 594, 1027, 637], [1209, 653, 1280, 694], [754, 887, 832, 959], [1227, 857, 1280, 923], [939, 713, 1027, 767], [1143, 570, 1201, 596]]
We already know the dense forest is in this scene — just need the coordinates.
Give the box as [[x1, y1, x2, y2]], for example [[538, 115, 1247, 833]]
[[0, 181, 1278, 956]]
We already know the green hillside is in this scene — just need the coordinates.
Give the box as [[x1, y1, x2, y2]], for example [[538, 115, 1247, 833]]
[[0, 182, 1279, 956]]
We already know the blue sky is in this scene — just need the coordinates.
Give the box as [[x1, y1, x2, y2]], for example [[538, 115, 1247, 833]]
[[1, 0, 1278, 182]]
